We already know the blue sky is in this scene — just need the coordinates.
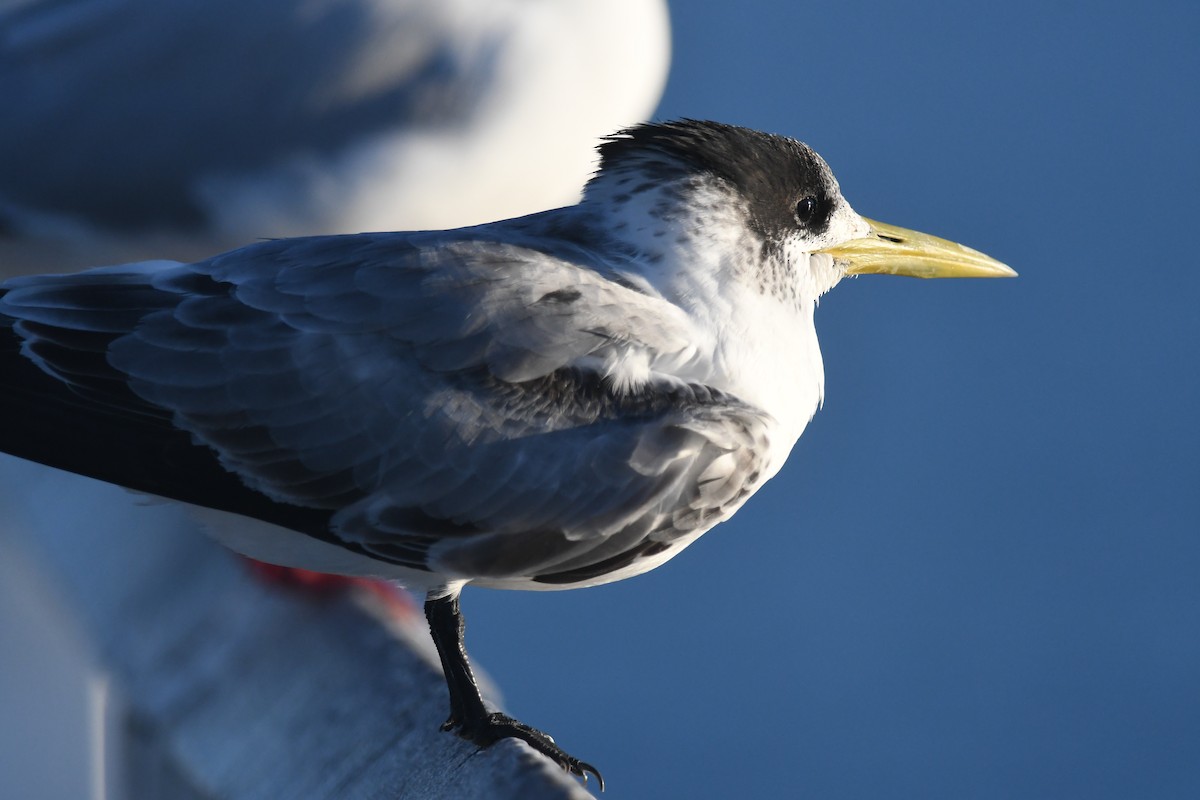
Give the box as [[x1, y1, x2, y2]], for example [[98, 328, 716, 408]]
[[464, 2, 1200, 797]]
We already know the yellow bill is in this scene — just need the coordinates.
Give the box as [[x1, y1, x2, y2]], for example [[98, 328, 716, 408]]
[[819, 218, 1016, 279]]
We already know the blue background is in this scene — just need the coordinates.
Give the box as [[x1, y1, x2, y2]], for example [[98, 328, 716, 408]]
[[465, 2, 1200, 797]]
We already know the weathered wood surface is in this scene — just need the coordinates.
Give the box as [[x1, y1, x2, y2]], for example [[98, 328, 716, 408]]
[[0, 455, 595, 799]]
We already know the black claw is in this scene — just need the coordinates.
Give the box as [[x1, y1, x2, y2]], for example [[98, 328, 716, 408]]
[[577, 761, 605, 792], [448, 711, 603, 790]]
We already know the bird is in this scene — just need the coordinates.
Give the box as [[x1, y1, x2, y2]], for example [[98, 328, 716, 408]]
[[0, 0, 669, 271], [0, 119, 1014, 787]]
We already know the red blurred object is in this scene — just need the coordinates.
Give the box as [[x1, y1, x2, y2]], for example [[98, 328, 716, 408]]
[[243, 559, 415, 619]]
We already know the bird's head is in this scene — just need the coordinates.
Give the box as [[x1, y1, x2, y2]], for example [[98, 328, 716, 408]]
[[582, 119, 1014, 307]]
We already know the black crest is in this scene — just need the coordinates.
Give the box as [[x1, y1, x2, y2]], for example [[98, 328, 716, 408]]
[[593, 119, 838, 240]]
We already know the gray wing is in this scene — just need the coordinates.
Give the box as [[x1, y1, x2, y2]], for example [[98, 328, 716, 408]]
[[0, 231, 772, 583], [0, 0, 494, 233]]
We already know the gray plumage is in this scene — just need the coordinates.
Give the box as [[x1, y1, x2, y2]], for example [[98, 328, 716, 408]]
[[0, 204, 772, 589]]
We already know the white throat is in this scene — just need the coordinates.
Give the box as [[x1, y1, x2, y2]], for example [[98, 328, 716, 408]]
[[583, 178, 840, 476]]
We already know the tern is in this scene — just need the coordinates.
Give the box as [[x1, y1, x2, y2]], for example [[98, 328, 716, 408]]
[[0, 120, 1014, 786]]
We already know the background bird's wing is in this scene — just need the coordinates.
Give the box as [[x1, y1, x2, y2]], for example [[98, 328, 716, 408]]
[[0, 0, 495, 234], [0, 231, 771, 581]]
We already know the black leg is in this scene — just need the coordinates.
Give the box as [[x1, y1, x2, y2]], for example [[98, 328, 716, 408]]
[[424, 592, 604, 790]]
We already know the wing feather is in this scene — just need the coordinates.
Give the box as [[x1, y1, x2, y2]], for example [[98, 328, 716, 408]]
[[0, 226, 771, 584]]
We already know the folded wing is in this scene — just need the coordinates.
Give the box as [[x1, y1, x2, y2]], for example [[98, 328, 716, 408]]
[[0, 230, 772, 585]]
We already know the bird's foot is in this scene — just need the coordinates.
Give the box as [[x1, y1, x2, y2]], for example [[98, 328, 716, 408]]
[[444, 710, 604, 791]]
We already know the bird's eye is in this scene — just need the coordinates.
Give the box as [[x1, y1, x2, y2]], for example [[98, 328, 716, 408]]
[[795, 196, 818, 226]]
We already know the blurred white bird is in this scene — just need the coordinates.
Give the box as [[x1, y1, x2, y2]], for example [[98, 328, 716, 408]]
[[0, 120, 1013, 785], [0, 0, 670, 269]]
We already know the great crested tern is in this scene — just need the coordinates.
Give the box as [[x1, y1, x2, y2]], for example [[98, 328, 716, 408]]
[[0, 120, 1014, 786]]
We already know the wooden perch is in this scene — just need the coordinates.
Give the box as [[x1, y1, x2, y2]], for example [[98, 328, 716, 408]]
[[0, 456, 595, 799]]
